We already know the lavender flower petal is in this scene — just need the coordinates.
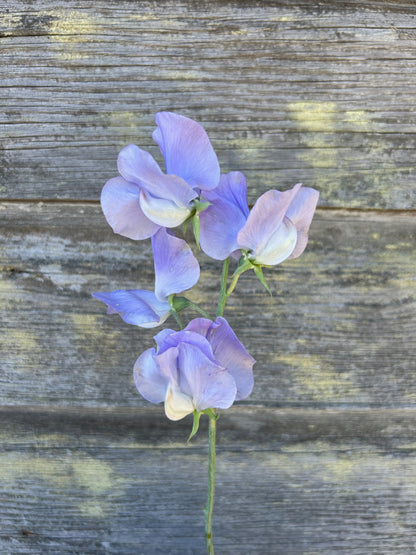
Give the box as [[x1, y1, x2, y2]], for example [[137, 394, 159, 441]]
[[133, 347, 171, 404], [118, 143, 198, 207], [237, 187, 301, 265], [177, 343, 237, 412], [152, 228, 200, 301], [92, 289, 170, 328], [186, 317, 255, 400], [286, 187, 320, 259], [153, 111, 220, 191], [101, 177, 160, 240], [199, 172, 249, 260]]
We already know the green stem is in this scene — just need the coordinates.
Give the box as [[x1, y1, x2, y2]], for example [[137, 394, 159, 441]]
[[204, 412, 217, 555], [216, 258, 230, 317]]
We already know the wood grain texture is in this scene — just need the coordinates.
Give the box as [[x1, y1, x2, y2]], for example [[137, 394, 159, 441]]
[[0, 202, 415, 408], [1, 1, 416, 552], [2, 405, 416, 554], [1, 0, 416, 208]]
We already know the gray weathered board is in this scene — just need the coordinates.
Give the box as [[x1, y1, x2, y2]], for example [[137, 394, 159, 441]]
[[1, 1, 415, 553]]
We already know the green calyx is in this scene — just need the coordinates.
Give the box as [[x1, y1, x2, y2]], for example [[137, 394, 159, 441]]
[[187, 409, 218, 442], [228, 252, 272, 296]]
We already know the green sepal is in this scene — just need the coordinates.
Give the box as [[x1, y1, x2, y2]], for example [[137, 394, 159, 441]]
[[227, 257, 254, 296], [194, 199, 211, 213], [253, 264, 272, 295], [168, 294, 183, 328], [171, 295, 192, 312], [171, 296, 211, 319], [187, 410, 202, 442], [202, 408, 219, 420], [192, 213, 201, 249]]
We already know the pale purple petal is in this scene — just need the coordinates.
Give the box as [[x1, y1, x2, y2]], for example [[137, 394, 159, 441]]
[[199, 173, 249, 260], [286, 187, 319, 259], [286, 187, 319, 230], [139, 189, 192, 228], [152, 228, 200, 301], [183, 317, 212, 337], [133, 347, 169, 404], [153, 112, 220, 191], [118, 143, 197, 207], [237, 186, 301, 264], [203, 317, 255, 400], [177, 343, 237, 412], [156, 329, 215, 363], [101, 177, 160, 240], [153, 327, 177, 352], [92, 289, 170, 328], [205, 171, 249, 217]]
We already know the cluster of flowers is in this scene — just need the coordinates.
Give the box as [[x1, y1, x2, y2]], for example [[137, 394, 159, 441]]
[[93, 112, 319, 422]]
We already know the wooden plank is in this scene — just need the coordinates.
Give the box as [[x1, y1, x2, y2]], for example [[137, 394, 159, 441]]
[[1, 1, 416, 208], [1, 202, 415, 408], [2, 405, 416, 554]]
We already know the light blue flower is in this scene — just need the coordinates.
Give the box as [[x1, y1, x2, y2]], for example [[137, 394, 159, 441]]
[[199, 172, 319, 265], [134, 317, 255, 420], [92, 228, 200, 328], [101, 112, 220, 239]]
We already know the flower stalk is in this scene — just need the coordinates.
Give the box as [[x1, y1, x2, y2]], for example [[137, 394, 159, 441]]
[[204, 411, 217, 555]]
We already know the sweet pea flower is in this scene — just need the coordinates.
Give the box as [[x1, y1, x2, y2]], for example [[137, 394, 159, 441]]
[[92, 227, 200, 328], [199, 172, 319, 266], [101, 112, 220, 240], [134, 317, 255, 420]]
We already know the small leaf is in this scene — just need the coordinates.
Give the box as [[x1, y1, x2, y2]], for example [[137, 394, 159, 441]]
[[187, 410, 202, 442], [253, 265, 272, 295], [192, 213, 200, 249]]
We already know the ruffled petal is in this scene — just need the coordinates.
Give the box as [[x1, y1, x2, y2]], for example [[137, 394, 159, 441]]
[[152, 228, 200, 301], [133, 347, 169, 404], [118, 143, 197, 207], [237, 186, 301, 264], [140, 189, 192, 228], [92, 289, 170, 328], [206, 317, 255, 400], [205, 171, 249, 217], [153, 111, 220, 191], [199, 173, 249, 260], [156, 329, 216, 363], [286, 187, 319, 259], [101, 177, 160, 240], [177, 343, 237, 412]]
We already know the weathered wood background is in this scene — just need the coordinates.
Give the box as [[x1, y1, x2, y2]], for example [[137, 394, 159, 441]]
[[1, 0, 415, 553]]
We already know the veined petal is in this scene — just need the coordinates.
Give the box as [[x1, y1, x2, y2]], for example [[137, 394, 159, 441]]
[[286, 187, 319, 259], [205, 171, 249, 217], [92, 289, 170, 328], [117, 143, 163, 183], [101, 177, 160, 240], [199, 197, 247, 260], [156, 329, 216, 363], [206, 317, 255, 400], [153, 112, 220, 191], [118, 143, 197, 206], [140, 189, 192, 228], [237, 186, 301, 264], [152, 228, 200, 301], [164, 381, 195, 421], [133, 348, 169, 404], [199, 173, 249, 260], [177, 343, 237, 412]]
